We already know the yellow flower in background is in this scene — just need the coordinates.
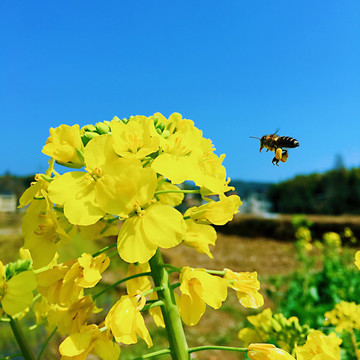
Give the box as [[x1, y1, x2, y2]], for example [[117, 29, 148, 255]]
[[323, 232, 342, 249], [188, 195, 241, 225], [324, 301, 360, 332], [247, 343, 295, 360], [22, 196, 71, 269], [59, 324, 120, 360], [105, 294, 152, 347], [179, 267, 228, 326], [110, 115, 160, 159], [42, 124, 84, 166], [247, 308, 273, 330], [224, 269, 264, 308], [0, 261, 37, 316], [295, 330, 342, 360], [355, 251, 360, 270], [36, 260, 83, 307], [295, 226, 312, 251], [47, 295, 100, 336]]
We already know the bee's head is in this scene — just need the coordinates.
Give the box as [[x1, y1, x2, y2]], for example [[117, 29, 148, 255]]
[[249, 135, 265, 152], [259, 136, 267, 152]]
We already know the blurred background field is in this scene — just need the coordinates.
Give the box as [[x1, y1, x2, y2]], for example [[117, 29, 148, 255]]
[[1, 204, 360, 359]]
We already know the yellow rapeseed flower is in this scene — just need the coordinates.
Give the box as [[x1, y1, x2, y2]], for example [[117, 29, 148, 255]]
[[151, 113, 233, 195], [247, 343, 295, 360], [110, 115, 160, 159], [64, 253, 110, 288], [36, 260, 83, 307], [295, 330, 342, 360], [178, 267, 228, 326], [105, 293, 153, 347], [59, 324, 120, 360], [101, 165, 186, 263], [48, 134, 130, 225], [22, 196, 71, 269], [324, 301, 360, 332], [224, 269, 264, 308], [42, 124, 84, 166], [183, 215, 217, 258], [355, 251, 360, 270], [188, 195, 241, 225], [47, 295, 100, 336]]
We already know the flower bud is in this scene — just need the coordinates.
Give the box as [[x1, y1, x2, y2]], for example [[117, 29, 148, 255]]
[[81, 132, 99, 146], [82, 124, 97, 132], [95, 122, 111, 135]]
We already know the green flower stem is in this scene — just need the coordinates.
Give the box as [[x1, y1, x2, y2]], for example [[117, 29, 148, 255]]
[[39, 174, 53, 182], [92, 271, 152, 300], [171, 282, 180, 290], [9, 317, 36, 360], [142, 285, 165, 297], [37, 326, 57, 360], [205, 269, 225, 276], [132, 348, 172, 359], [162, 264, 182, 273], [92, 243, 117, 257], [188, 345, 247, 354], [142, 300, 164, 312], [55, 160, 84, 169], [154, 189, 200, 195], [350, 328, 360, 360], [149, 249, 190, 360]]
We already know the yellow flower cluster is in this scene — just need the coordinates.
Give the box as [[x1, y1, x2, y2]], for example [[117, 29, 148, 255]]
[[11, 113, 256, 358], [239, 308, 312, 354], [21, 113, 240, 266], [325, 300, 360, 332], [246, 330, 342, 360]]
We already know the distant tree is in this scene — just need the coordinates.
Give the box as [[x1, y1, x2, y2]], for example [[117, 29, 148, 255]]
[[333, 154, 345, 170], [267, 167, 360, 215]]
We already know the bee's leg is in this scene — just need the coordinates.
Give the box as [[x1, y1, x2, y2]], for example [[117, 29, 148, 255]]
[[275, 148, 283, 160], [272, 157, 280, 166], [281, 149, 289, 163]]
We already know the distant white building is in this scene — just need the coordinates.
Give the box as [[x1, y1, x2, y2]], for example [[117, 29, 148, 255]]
[[239, 193, 274, 217], [0, 193, 17, 212]]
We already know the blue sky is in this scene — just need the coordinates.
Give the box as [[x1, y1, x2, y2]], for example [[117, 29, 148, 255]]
[[1, 1, 359, 183]]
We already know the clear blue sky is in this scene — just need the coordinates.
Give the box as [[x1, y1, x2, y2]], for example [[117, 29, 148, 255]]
[[1, 1, 359, 183]]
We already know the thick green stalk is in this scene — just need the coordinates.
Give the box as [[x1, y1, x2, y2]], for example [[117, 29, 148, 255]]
[[9, 317, 36, 360], [149, 249, 190, 360]]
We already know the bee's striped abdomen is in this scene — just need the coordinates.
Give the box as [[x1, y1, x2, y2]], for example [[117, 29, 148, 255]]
[[277, 136, 299, 149]]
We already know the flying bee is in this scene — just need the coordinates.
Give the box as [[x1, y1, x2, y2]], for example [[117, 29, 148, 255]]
[[250, 130, 299, 166]]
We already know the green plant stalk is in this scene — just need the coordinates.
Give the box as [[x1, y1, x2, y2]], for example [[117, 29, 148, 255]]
[[37, 326, 57, 360], [349, 328, 360, 360], [9, 317, 36, 360], [92, 271, 152, 300], [132, 348, 172, 359], [149, 249, 190, 360], [188, 345, 247, 354]]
